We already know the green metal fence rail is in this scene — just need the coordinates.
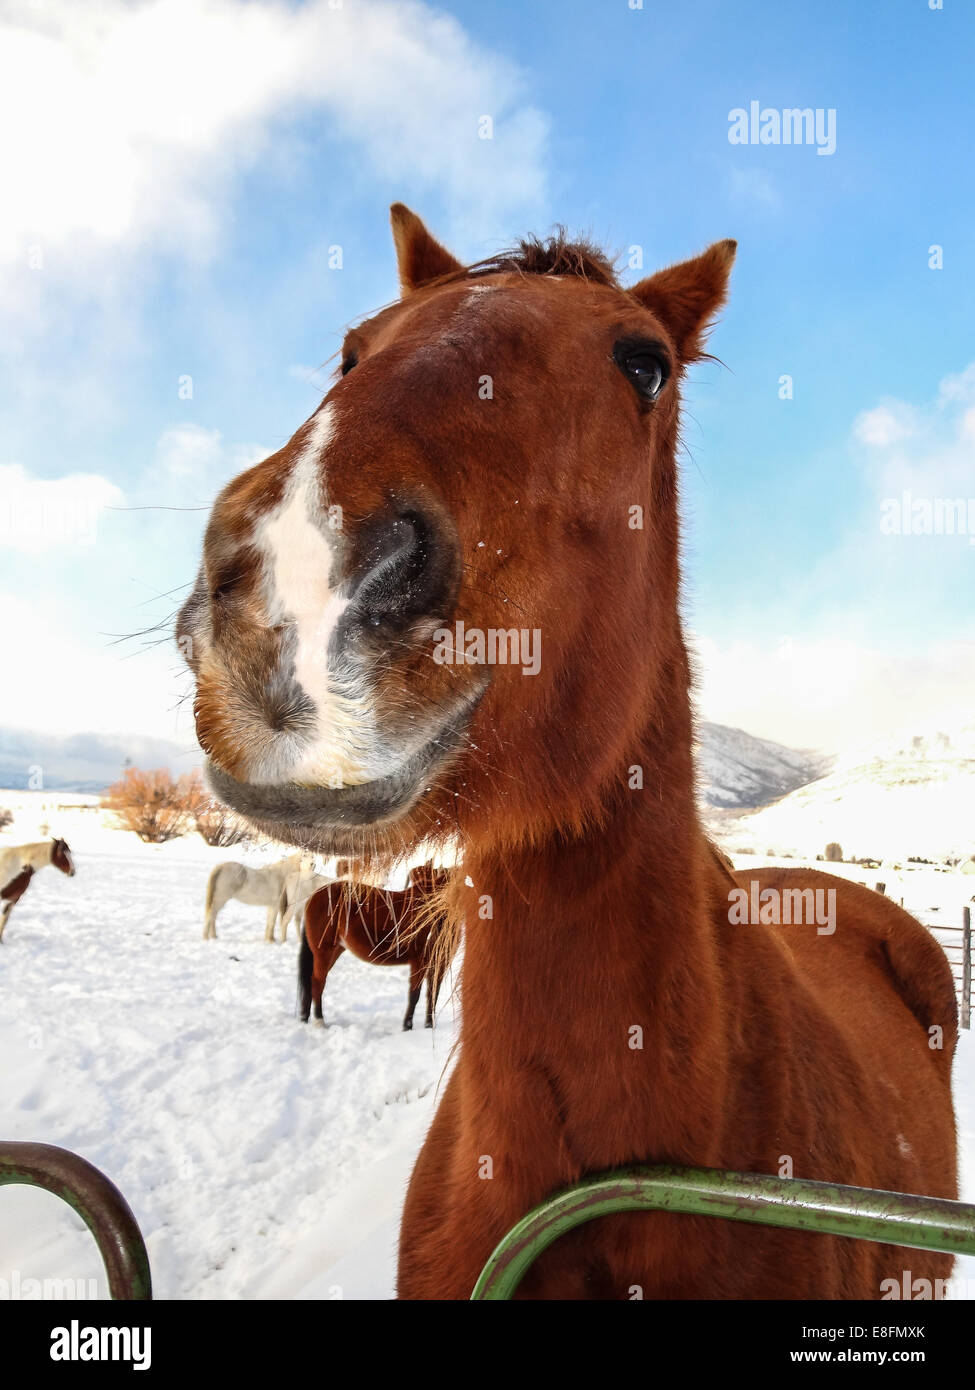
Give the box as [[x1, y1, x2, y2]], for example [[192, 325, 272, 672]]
[[0, 1141, 152, 1301], [470, 1164, 975, 1300]]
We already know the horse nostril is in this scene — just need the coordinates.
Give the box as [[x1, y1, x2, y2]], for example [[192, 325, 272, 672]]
[[363, 514, 424, 576], [351, 509, 453, 630], [262, 690, 315, 735]]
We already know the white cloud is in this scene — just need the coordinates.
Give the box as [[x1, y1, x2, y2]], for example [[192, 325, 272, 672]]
[[0, 463, 123, 553], [0, 424, 273, 745], [934, 366, 975, 445], [153, 424, 266, 494], [852, 404, 915, 448], [693, 364, 975, 753], [693, 632, 975, 754], [857, 363, 975, 496], [937, 363, 975, 406], [0, 587, 191, 738], [0, 0, 548, 278]]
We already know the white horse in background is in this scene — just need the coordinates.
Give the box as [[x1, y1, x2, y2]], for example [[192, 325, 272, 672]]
[[0, 838, 76, 942], [276, 869, 336, 944], [203, 853, 322, 942]]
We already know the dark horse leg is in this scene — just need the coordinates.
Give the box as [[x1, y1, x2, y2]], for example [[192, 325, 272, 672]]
[[312, 944, 344, 1026], [424, 965, 439, 1029], [403, 958, 425, 1031], [424, 921, 452, 1028], [425, 953, 449, 1029], [298, 928, 314, 1022]]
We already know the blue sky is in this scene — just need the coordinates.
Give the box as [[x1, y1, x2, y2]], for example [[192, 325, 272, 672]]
[[1, 0, 972, 758]]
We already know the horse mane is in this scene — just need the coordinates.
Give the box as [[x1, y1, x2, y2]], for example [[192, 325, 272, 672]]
[[473, 232, 618, 285], [433, 230, 619, 291]]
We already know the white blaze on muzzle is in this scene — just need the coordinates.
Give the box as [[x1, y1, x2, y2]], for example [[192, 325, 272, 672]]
[[253, 405, 376, 788]]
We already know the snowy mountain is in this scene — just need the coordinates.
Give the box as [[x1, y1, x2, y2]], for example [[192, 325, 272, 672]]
[[710, 721, 975, 863], [696, 722, 829, 809], [0, 727, 199, 793]]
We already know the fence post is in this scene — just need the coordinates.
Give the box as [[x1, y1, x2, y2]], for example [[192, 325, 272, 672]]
[[963, 906, 971, 1031]]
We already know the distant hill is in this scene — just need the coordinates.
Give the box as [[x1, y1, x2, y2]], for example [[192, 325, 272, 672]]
[[8, 720, 968, 863], [0, 728, 199, 794], [709, 721, 975, 863], [696, 722, 829, 809]]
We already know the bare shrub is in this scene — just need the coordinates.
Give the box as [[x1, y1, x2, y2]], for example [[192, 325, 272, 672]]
[[0, 808, 13, 830], [825, 842, 843, 862], [101, 768, 201, 843], [193, 794, 251, 848]]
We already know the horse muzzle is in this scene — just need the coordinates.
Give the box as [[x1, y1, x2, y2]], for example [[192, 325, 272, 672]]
[[202, 679, 484, 853]]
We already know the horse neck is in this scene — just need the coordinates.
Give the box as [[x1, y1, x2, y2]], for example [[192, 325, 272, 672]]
[[23, 842, 54, 871], [457, 649, 731, 1163]]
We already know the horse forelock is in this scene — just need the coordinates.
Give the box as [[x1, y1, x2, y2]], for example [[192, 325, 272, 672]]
[[424, 232, 619, 292]]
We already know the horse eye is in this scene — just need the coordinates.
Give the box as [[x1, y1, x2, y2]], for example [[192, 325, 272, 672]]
[[614, 343, 669, 402], [341, 351, 358, 376]]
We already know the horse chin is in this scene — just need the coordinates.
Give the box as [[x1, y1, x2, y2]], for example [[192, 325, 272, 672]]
[[204, 684, 483, 858]]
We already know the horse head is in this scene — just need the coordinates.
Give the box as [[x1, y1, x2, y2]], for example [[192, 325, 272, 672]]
[[407, 861, 444, 895], [51, 838, 75, 876], [177, 206, 735, 869]]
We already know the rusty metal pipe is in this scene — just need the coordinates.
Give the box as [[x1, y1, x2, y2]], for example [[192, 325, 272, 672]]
[[471, 1164, 975, 1300], [0, 1141, 152, 1301]]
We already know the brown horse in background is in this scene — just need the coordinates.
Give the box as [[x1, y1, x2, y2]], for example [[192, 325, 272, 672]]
[[178, 205, 958, 1299], [299, 862, 453, 1030]]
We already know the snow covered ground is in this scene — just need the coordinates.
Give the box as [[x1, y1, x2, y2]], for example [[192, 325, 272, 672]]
[[0, 807, 972, 1300], [0, 807, 458, 1300]]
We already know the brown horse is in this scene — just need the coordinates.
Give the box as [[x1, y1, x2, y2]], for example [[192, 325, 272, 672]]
[[299, 862, 452, 1030], [177, 206, 958, 1300]]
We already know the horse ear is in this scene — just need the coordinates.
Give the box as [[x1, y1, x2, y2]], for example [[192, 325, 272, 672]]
[[390, 204, 463, 293], [630, 240, 737, 361]]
